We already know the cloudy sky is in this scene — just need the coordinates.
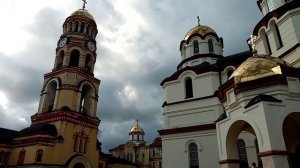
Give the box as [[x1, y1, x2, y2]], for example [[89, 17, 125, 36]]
[[0, 0, 262, 152]]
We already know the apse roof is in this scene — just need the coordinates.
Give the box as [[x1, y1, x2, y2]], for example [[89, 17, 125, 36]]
[[0, 127, 18, 144], [18, 124, 58, 137]]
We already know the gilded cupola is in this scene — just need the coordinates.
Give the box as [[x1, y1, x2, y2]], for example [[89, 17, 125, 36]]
[[129, 120, 145, 142]]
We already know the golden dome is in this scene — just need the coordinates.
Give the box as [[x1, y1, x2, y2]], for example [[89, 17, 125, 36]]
[[184, 25, 217, 40], [130, 124, 144, 134], [230, 54, 290, 83], [71, 9, 95, 21]]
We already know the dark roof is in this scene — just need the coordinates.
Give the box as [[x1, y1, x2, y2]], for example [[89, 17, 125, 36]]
[[215, 51, 251, 69], [244, 94, 282, 108], [0, 127, 18, 144], [17, 124, 57, 137], [149, 137, 161, 147], [161, 51, 251, 86]]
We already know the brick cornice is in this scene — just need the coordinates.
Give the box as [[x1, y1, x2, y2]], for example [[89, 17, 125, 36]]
[[14, 137, 56, 148], [31, 109, 100, 129], [45, 67, 100, 84]]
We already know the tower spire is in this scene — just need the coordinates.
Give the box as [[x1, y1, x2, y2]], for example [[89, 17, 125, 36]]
[[136, 119, 139, 126], [82, 0, 87, 9], [197, 16, 200, 26]]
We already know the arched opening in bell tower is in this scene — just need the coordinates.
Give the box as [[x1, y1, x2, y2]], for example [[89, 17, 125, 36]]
[[56, 51, 64, 68], [85, 54, 93, 72], [79, 84, 93, 114], [43, 81, 58, 112], [69, 50, 80, 67]]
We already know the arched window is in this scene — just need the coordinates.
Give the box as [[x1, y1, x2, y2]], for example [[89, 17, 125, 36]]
[[193, 41, 199, 54], [185, 78, 193, 98], [237, 139, 248, 168], [153, 149, 155, 157], [188, 143, 199, 168], [270, 21, 283, 49], [43, 81, 57, 112], [85, 54, 93, 72], [69, 50, 80, 67], [81, 22, 85, 33], [75, 21, 80, 32], [208, 39, 214, 53], [73, 131, 89, 153], [35, 149, 43, 162], [4, 152, 10, 165], [260, 29, 272, 55], [57, 51, 64, 68], [80, 84, 93, 114], [17, 149, 26, 165]]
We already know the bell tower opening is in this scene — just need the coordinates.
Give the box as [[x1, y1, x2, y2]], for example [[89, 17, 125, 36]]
[[69, 50, 80, 67], [42, 80, 58, 112], [79, 84, 93, 115]]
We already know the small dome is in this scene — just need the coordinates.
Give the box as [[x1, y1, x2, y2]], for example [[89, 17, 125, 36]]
[[71, 9, 95, 21], [230, 54, 290, 83], [130, 124, 144, 134], [184, 25, 217, 40]]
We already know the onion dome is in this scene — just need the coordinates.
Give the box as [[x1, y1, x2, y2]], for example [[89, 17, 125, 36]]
[[70, 9, 95, 21], [179, 22, 223, 67], [62, 8, 98, 40], [184, 25, 217, 41], [230, 54, 291, 84], [129, 124, 145, 135]]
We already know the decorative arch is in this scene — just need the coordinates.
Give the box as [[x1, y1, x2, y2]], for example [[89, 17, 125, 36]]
[[73, 131, 90, 153], [282, 112, 300, 167], [67, 155, 92, 168], [41, 78, 60, 113], [69, 49, 80, 67], [184, 140, 202, 153], [224, 119, 262, 162]]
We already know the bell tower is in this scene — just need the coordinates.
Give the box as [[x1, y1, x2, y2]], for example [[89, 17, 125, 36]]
[[26, 4, 101, 168], [37, 7, 99, 115]]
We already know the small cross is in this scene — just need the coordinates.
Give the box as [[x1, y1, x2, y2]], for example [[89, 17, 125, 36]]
[[197, 16, 200, 26], [248, 34, 257, 53], [82, 0, 87, 9], [136, 119, 139, 125]]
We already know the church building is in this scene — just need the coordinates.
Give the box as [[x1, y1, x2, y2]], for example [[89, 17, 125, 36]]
[[0, 4, 102, 168], [109, 121, 162, 168], [159, 0, 300, 168]]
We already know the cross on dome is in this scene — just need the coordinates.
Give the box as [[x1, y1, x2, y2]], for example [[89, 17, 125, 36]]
[[197, 16, 200, 26], [82, 0, 87, 9]]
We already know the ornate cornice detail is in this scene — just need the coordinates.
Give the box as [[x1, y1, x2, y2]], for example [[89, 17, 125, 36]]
[[31, 109, 100, 129], [14, 137, 56, 148], [45, 67, 100, 84]]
